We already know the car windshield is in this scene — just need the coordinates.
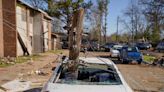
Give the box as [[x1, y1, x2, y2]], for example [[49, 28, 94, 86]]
[[105, 43, 115, 46], [127, 47, 138, 52], [56, 63, 122, 85], [138, 43, 145, 46], [159, 42, 164, 46], [113, 46, 122, 50]]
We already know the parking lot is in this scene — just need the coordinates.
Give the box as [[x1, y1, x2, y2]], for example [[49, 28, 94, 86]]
[[80, 50, 164, 92], [0, 50, 163, 92]]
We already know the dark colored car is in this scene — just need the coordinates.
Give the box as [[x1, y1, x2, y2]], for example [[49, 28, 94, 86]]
[[103, 43, 116, 52], [156, 41, 164, 52], [62, 41, 68, 49], [88, 42, 100, 51], [136, 42, 152, 50], [81, 40, 89, 52], [120, 46, 143, 64]]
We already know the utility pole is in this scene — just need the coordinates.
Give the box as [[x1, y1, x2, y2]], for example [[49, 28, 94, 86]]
[[131, 0, 134, 43], [69, 9, 85, 60], [116, 16, 119, 42]]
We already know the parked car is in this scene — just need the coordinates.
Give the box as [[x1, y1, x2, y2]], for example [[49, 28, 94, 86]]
[[88, 42, 100, 51], [62, 41, 68, 49], [103, 43, 116, 52], [156, 41, 164, 52], [136, 42, 152, 50], [110, 45, 123, 59], [81, 40, 89, 52], [120, 46, 143, 64], [42, 57, 133, 92]]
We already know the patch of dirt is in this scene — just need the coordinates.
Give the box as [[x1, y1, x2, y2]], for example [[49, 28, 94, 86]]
[[81, 51, 164, 92], [0, 50, 163, 92], [0, 52, 60, 85], [117, 64, 164, 92]]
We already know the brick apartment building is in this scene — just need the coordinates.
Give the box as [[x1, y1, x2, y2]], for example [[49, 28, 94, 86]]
[[0, 0, 56, 57]]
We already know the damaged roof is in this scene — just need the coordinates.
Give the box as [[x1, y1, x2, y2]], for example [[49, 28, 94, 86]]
[[17, 0, 53, 20]]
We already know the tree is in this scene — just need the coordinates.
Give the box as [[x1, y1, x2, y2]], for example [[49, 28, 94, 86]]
[[25, 0, 47, 10], [97, 0, 106, 44], [103, 0, 110, 43], [123, 0, 145, 42], [46, 0, 92, 60], [139, 0, 164, 42], [88, 0, 109, 44]]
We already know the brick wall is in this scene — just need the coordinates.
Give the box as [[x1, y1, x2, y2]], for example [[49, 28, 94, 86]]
[[2, 0, 17, 57], [0, 0, 4, 57]]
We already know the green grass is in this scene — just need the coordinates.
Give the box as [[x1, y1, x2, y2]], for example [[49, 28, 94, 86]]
[[47, 50, 63, 54], [16, 54, 41, 63], [0, 54, 41, 68], [0, 63, 12, 67], [143, 55, 156, 62], [0, 50, 64, 68]]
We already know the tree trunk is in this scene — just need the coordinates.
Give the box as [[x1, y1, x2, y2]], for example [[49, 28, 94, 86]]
[[69, 9, 85, 60]]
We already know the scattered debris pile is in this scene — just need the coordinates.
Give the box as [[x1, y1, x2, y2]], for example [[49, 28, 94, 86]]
[[143, 56, 164, 67], [0, 57, 16, 65], [152, 56, 164, 66], [0, 80, 31, 92]]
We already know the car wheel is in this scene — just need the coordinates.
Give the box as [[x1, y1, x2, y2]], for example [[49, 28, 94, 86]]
[[122, 60, 126, 64], [122, 59, 127, 64], [118, 57, 120, 61], [138, 61, 142, 64]]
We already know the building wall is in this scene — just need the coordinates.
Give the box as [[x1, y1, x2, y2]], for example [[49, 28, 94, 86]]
[[51, 35, 57, 50], [16, 4, 33, 56], [2, 0, 17, 57], [0, 0, 4, 57], [48, 22, 52, 50], [43, 19, 49, 51], [28, 10, 33, 54], [16, 4, 27, 56], [33, 13, 43, 53], [43, 19, 52, 51]]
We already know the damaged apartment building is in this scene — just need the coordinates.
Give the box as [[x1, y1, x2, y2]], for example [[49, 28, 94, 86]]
[[0, 0, 57, 57]]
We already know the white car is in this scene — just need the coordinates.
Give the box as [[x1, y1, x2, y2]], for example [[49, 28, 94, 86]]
[[42, 57, 133, 92], [110, 45, 123, 58]]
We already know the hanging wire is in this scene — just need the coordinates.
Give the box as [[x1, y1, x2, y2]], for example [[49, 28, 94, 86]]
[[0, 18, 63, 46]]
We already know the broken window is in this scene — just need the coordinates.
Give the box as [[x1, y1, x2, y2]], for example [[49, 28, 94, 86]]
[[56, 62, 122, 85]]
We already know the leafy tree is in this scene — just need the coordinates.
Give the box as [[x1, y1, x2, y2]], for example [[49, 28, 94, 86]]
[[103, 0, 110, 43], [25, 0, 47, 10], [139, 0, 164, 42]]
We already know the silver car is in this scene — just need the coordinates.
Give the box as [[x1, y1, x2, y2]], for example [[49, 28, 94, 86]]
[[42, 57, 133, 92], [110, 45, 123, 59]]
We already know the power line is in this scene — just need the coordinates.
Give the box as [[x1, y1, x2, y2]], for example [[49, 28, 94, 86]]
[[0, 7, 65, 51], [0, 7, 64, 33], [1, 18, 63, 47], [1, 18, 51, 42], [116, 16, 119, 42], [0, 7, 65, 31]]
